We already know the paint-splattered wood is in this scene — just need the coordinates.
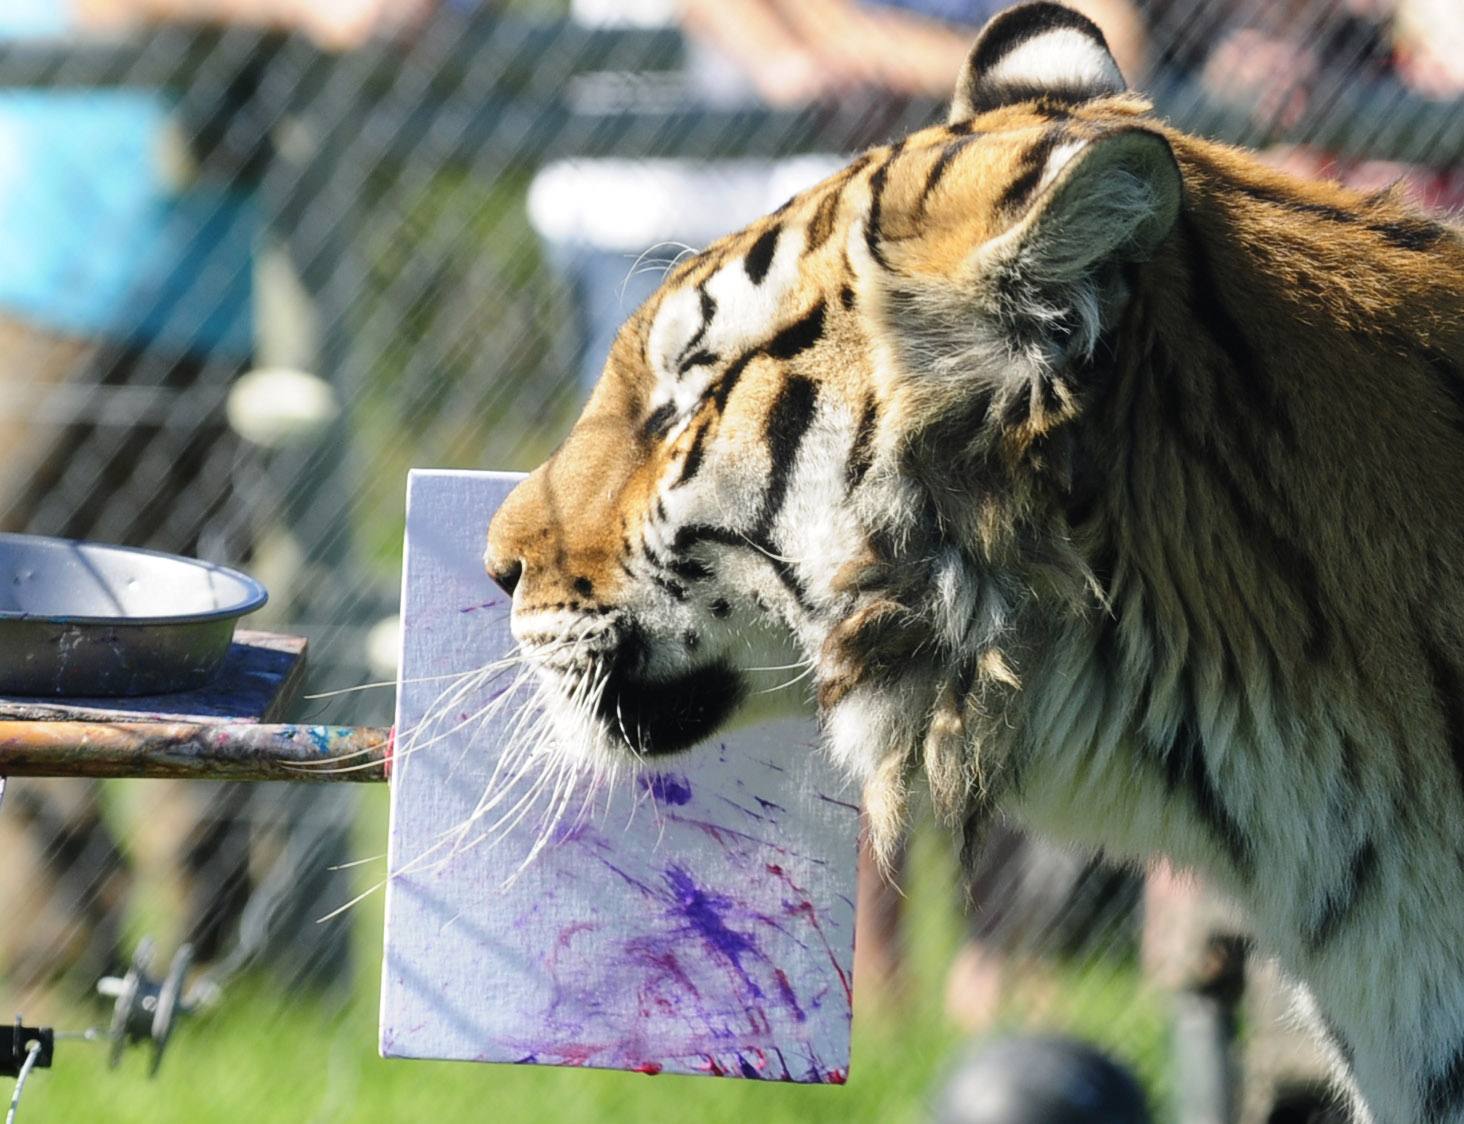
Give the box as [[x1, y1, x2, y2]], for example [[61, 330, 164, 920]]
[[380, 470, 859, 1083], [0, 630, 307, 724], [0, 721, 389, 781]]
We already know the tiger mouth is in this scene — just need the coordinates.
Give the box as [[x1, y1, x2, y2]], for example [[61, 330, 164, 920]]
[[593, 661, 745, 757]]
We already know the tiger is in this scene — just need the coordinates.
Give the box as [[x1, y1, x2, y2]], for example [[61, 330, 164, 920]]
[[484, 3, 1464, 1119]]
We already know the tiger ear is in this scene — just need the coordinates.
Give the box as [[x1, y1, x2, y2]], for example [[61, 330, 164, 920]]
[[998, 128, 1182, 278], [950, 1, 1126, 122], [954, 128, 1179, 382]]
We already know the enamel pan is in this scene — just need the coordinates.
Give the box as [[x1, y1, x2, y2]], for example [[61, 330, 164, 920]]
[[0, 533, 268, 697]]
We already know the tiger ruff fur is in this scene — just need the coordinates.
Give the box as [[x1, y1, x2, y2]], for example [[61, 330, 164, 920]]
[[486, 4, 1464, 1118]]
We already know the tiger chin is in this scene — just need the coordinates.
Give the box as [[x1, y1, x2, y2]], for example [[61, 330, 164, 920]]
[[486, 3, 1463, 1120]]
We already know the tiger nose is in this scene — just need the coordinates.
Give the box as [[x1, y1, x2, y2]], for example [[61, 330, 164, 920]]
[[483, 521, 525, 598], [485, 472, 541, 599], [488, 559, 522, 597]]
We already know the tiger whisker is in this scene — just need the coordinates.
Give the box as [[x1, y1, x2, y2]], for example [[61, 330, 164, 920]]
[[327, 853, 385, 871], [314, 879, 387, 924], [755, 661, 818, 695], [301, 656, 509, 699], [499, 662, 613, 880], [504, 752, 581, 887], [296, 666, 519, 775], [744, 659, 813, 672], [618, 240, 698, 302]]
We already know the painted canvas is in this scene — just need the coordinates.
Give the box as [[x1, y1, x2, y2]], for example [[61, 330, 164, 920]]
[[380, 469, 860, 1082]]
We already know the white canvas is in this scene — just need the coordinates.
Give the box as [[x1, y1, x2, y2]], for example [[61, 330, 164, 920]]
[[380, 469, 859, 1083]]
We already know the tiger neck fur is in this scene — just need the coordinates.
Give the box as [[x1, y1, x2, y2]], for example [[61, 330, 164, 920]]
[[831, 146, 1463, 1123]]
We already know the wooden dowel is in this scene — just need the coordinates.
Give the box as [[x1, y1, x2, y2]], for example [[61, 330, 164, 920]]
[[0, 722, 390, 782]]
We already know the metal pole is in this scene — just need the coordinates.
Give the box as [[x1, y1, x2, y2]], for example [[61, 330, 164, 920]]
[[1172, 934, 1246, 1124], [0, 722, 388, 782]]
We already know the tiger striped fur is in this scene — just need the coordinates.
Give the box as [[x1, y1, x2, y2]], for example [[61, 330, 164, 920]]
[[485, 4, 1464, 1119]]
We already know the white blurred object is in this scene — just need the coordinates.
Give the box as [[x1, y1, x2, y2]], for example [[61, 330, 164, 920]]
[[527, 156, 841, 253], [226, 367, 339, 449], [570, 0, 675, 28], [367, 614, 401, 681], [1396, 0, 1464, 96]]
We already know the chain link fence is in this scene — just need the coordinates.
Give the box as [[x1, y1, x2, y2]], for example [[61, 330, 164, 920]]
[[0, 1, 1457, 1120]]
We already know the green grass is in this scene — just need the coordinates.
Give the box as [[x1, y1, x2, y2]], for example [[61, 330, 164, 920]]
[[19, 806, 1169, 1123]]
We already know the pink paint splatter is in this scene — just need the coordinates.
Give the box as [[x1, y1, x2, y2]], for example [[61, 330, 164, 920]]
[[767, 864, 853, 1008]]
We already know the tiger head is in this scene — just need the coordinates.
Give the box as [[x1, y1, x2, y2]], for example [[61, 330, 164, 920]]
[[485, 2, 1185, 854]]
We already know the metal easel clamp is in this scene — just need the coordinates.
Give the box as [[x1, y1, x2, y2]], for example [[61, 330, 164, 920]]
[[97, 939, 196, 1076], [0, 1020, 51, 1079]]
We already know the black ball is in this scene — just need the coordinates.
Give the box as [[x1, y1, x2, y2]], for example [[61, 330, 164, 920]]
[[931, 1034, 1152, 1124]]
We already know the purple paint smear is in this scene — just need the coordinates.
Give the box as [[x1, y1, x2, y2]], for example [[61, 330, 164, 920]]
[[641, 772, 693, 805], [494, 795, 856, 1081], [664, 866, 765, 999]]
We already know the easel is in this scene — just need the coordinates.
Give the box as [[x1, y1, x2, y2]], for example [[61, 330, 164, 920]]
[[0, 631, 388, 783], [0, 629, 387, 1112]]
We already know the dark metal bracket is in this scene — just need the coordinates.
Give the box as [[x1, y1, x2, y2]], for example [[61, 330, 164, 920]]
[[0, 1020, 53, 1079]]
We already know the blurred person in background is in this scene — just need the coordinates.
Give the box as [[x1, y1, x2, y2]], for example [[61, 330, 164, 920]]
[[679, 0, 1147, 108], [529, 0, 1149, 1028], [76, 0, 431, 47], [1161, 0, 1464, 208], [0, 0, 422, 1008]]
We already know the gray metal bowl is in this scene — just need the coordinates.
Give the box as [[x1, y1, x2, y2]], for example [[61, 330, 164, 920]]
[[0, 533, 268, 698]]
